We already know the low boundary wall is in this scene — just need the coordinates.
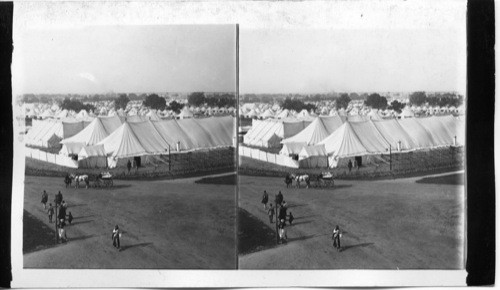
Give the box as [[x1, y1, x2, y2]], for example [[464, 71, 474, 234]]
[[239, 145, 299, 168]]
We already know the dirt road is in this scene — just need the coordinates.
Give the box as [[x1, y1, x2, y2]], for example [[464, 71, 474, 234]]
[[23, 175, 236, 269], [238, 174, 464, 269]]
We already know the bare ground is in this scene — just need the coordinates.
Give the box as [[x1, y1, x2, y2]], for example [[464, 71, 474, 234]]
[[23, 175, 237, 269], [238, 173, 464, 269]]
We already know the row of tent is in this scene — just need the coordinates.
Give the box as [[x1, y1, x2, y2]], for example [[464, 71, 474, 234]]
[[243, 114, 383, 148], [275, 115, 464, 168], [26, 116, 235, 168]]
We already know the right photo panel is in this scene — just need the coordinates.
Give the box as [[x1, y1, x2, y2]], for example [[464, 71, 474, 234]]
[[237, 27, 466, 269]]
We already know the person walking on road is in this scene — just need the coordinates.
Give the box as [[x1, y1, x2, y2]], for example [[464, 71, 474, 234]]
[[41, 190, 48, 209], [68, 212, 73, 225], [332, 225, 342, 252], [261, 191, 269, 210], [112, 225, 121, 251], [268, 203, 275, 223], [58, 202, 67, 224], [278, 219, 288, 244], [58, 221, 68, 243], [278, 204, 287, 224], [288, 212, 294, 225], [47, 203, 54, 223], [275, 191, 284, 206], [55, 191, 63, 207]]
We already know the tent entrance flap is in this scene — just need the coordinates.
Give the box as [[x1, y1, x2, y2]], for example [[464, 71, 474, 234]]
[[134, 156, 141, 167], [355, 156, 362, 167]]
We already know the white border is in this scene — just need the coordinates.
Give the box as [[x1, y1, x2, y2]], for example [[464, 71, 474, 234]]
[[12, 1, 468, 287]]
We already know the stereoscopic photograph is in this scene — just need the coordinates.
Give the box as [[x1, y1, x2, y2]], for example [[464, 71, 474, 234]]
[[15, 24, 237, 269], [9, 0, 479, 287], [237, 27, 466, 269]]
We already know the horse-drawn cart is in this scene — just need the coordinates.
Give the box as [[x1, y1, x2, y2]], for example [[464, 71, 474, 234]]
[[94, 172, 113, 188], [316, 172, 335, 188]]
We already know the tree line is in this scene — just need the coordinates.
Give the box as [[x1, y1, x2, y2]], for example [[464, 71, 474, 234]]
[[187, 92, 236, 108]]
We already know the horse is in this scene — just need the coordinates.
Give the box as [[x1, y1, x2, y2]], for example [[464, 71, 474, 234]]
[[290, 174, 310, 188], [64, 174, 72, 188], [70, 173, 89, 189], [284, 173, 294, 188]]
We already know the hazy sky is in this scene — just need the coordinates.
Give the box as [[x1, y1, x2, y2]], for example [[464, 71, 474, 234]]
[[240, 28, 466, 94], [13, 25, 236, 95]]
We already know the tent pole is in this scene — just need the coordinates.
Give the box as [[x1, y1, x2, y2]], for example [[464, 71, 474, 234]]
[[389, 144, 392, 171]]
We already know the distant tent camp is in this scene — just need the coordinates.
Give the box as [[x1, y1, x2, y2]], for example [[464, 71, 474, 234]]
[[178, 107, 193, 119], [400, 107, 415, 119]]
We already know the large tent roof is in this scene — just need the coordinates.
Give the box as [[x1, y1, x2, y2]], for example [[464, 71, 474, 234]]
[[371, 119, 417, 150], [243, 118, 310, 148], [319, 122, 370, 157], [61, 118, 109, 146], [282, 117, 331, 145], [97, 122, 148, 158]]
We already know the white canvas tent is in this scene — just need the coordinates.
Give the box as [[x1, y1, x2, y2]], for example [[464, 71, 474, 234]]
[[178, 107, 193, 119], [281, 117, 331, 145], [243, 119, 311, 148], [298, 144, 328, 168], [280, 142, 307, 156], [77, 144, 107, 168]]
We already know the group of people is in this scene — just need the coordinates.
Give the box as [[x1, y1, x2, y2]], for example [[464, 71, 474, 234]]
[[261, 190, 295, 244], [42, 190, 124, 250], [260, 190, 344, 251], [41, 190, 73, 243], [347, 159, 359, 172]]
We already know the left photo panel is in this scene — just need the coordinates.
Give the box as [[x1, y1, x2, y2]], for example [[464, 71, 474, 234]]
[[14, 24, 238, 269]]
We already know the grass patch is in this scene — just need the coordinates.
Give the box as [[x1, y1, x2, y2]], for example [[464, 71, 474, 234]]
[[416, 173, 464, 185], [238, 207, 276, 255], [194, 174, 237, 185], [23, 210, 56, 254]]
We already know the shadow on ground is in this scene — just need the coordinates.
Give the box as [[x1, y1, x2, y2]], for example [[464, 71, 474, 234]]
[[415, 173, 464, 185], [238, 208, 276, 255], [341, 242, 374, 252], [120, 242, 153, 252], [195, 174, 237, 185], [23, 210, 56, 254]]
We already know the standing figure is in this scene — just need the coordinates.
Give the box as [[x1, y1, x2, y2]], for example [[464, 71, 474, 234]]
[[68, 212, 73, 225], [41, 190, 48, 209], [112, 225, 121, 250], [127, 160, 132, 174], [278, 219, 287, 244], [332, 225, 342, 252], [47, 203, 54, 223], [275, 191, 284, 206], [55, 191, 63, 207], [347, 160, 353, 172], [267, 203, 275, 223], [58, 221, 68, 243], [261, 191, 269, 210], [58, 202, 67, 224], [288, 212, 294, 225], [278, 204, 287, 224]]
